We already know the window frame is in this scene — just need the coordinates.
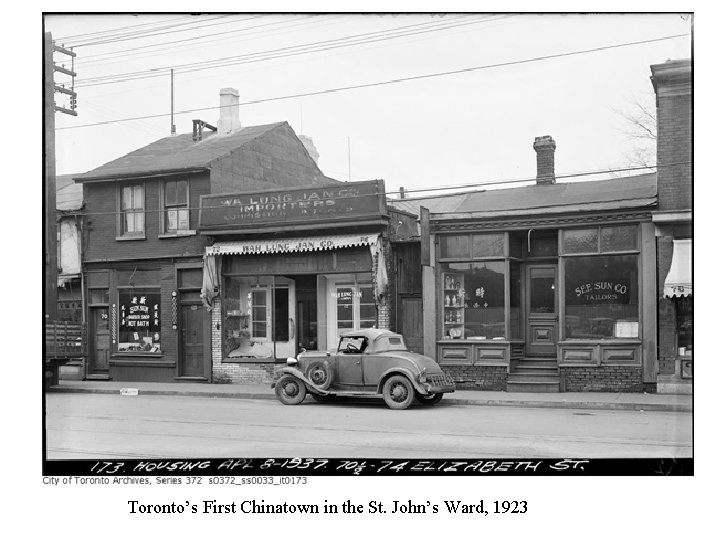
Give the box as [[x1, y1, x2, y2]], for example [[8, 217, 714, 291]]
[[159, 178, 194, 237], [116, 183, 146, 240]]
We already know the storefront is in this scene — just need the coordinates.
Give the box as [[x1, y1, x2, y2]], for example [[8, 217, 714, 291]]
[[198, 180, 391, 383], [425, 171, 659, 392]]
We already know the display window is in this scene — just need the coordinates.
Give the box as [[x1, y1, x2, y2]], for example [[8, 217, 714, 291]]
[[676, 296, 693, 352], [563, 254, 639, 339], [117, 288, 161, 352]]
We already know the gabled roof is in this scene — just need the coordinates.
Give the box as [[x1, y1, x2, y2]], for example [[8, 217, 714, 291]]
[[74, 122, 288, 182], [56, 174, 83, 211]]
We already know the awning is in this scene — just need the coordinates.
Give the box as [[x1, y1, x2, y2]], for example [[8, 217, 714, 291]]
[[664, 239, 692, 298], [205, 234, 379, 256]]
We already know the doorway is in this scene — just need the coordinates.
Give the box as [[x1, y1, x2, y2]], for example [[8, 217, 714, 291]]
[[525, 264, 558, 356], [88, 306, 110, 376], [180, 303, 205, 377]]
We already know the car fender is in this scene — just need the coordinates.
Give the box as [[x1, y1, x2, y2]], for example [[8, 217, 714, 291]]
[[376, 367, 427, 395], [275, 366, 329, 395]]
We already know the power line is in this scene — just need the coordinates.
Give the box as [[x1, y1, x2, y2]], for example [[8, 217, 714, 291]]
[[74, 15, 497, 87], [53, 15, 197, 42], [58, 32, 689, 131]]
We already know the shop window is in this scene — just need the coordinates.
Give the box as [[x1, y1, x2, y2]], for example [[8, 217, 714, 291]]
[[119, 184, 145, 236], [439, 235, 471, 258], [562, 228, 598, 254], [117, 288, 161, 352], [563, 255, 639, 339], [600, 225, 637, 252], [440, 233, 505, 259], [441, 262, 505, 340], [472, 233, 505, 258], [509, 261, 523, 339], [563, 225, 638, 254], [163, 179, 189, 232], [676, 296, 693, 352]]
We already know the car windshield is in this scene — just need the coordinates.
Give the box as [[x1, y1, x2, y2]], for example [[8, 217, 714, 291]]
[[338, 336, 366, 353]]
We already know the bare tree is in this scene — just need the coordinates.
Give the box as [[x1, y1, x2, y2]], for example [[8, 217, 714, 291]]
[[613, 91, 657, 170]]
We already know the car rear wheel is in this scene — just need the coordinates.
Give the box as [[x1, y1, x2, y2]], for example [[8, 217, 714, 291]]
[[275, 375, 307, 405], [382, 375, 414, 410], [415, 392, 443, 405]]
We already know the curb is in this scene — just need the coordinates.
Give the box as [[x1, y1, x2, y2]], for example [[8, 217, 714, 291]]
[[47, 387, 691, 413]]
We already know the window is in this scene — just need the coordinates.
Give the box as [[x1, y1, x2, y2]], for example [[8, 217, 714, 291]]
[[676, 296, 693, 352], [164, 179, 189, 232], [441, 262, 505, 339], [117, 288, 161, 352], [563, 255, 639, 339], [562, 225, 637, 254], [120, 184, 145, 235]]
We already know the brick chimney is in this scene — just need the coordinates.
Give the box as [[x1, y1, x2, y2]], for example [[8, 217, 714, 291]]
[[217, 87, 241, 135], [533, 135, 556, 185], [299, 135, 320, 164]]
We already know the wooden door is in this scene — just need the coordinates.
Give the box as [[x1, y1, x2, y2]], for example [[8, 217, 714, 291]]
[[88, 306, 110, 374], [525, 265, 558, 357], [180, 304, 205, 377], [399, 296, 423, 354]]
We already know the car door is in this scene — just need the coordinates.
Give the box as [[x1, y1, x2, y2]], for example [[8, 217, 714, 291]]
[[334, 336, 365, 387]]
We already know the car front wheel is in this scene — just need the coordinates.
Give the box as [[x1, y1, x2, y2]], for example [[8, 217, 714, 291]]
[[382, 375, 414, 410], [275, 375, 307, 405], [415, 392, 443, 405]]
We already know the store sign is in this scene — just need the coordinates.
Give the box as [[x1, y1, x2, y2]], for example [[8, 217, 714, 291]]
[[199, 180, 386, 231], [573, 281, 629, 303], [120, 293, 160, 331]]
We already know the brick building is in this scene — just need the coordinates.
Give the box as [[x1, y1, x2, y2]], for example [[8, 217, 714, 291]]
[[394, 137, 659, 393], [74, 88, 342, 382], [651, 59, 692, 393]]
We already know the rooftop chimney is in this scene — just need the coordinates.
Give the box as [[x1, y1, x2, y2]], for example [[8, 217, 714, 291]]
[[533, 135, 556, 185], [299, 134, 320, 164], [217, 87, 241, 135]]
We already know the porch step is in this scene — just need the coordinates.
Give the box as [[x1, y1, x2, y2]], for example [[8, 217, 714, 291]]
[[508, 357, 559, 392], [506, 379, 560, 393]]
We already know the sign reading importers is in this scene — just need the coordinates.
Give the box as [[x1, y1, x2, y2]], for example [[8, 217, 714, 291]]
[[199, 179, 387, 231]]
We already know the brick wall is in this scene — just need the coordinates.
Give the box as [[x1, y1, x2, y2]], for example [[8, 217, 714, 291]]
[[560, 366, 652, 392], [442, 365, 507, 391], [656, 236, 677, 374], [656, 91, 692, 212]]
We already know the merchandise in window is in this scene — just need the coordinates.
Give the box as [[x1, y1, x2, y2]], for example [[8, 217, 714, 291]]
[[117, 289, 161, 352], [223, 276, 280, 359], [676, 296, 693, 352], [164, 179, 189, 231], [441, 262, 505, 340], [563, 255, 639, 339], [121, 185, 145, 234]]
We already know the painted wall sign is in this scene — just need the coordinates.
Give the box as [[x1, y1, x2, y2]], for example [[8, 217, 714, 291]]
[[119, 292, 161, 332], [199, 180, 386, 230]]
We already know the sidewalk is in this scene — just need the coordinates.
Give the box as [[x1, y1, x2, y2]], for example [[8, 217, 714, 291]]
[[48, 379, 692, 413]]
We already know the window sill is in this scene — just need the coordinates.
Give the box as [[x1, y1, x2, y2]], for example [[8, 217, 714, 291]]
[[115, 235, 146, 241], [159, 230, 197, 239]]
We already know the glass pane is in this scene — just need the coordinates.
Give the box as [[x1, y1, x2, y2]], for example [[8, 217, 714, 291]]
[[223, 277, 273, 359], [165, 181, 177, 205], [530, 267, 555, 313], [472, 233, 505, 257], [178, 208, 189, 230], [509, 261, 523, 339], [134, 185, 144, 209], [124, 212, 135, 233], [122, 186, 132, 210], [564, 255, 639, 339], [563, 228, 598, 254], [177, 180, 188, 204], [600, 225, 637, 252], [136, 212, 144, 233], [528, 231, 558, 257], [443, 262, 505, 339], [117, 289, 161, 352], [440, 235, 471, 258], [676, 296, 693, 350], [166, 209, 177, 231], [89, 289, 109, 304]]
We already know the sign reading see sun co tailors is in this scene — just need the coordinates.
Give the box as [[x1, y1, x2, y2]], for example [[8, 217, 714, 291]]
[[199, 179, 387, 231]]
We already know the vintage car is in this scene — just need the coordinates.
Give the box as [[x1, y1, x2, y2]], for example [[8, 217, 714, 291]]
[[273, 329, 455, 409]]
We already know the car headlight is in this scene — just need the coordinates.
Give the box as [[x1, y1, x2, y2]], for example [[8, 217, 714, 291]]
[[286, 357, 298, 366]]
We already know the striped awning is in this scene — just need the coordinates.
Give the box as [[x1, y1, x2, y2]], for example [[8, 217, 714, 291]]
[[206, 233, 379, 256], [664, 239, 692, 298]]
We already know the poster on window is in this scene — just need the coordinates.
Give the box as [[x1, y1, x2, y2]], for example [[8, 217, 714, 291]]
[[119, 290, 161, 352]]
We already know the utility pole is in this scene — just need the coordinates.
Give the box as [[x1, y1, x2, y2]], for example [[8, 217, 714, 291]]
[[44, 32, 77, 319], [170, 69, 176, 134]]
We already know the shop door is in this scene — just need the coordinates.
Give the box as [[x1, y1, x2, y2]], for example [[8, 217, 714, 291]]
[[273, 282, 296, 359], [180, 304, 205, 377], [88, 306, 110, 375], [525, 265, 558, 357], [327, 281, 376, 349], [399, 296, 423, 354]]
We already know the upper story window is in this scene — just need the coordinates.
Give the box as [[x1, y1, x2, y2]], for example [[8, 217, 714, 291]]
[[120, 184, 145, 237], [163, 179, 189, 232]]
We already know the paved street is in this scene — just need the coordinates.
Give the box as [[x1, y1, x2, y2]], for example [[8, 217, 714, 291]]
[[45, 393, 692, 459]]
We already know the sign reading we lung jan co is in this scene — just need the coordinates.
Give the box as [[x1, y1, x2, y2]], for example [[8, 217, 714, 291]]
[[199, 179, 386, 231]]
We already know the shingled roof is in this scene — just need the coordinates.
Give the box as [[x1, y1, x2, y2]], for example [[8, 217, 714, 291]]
[[74, 122, 291, 182]]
